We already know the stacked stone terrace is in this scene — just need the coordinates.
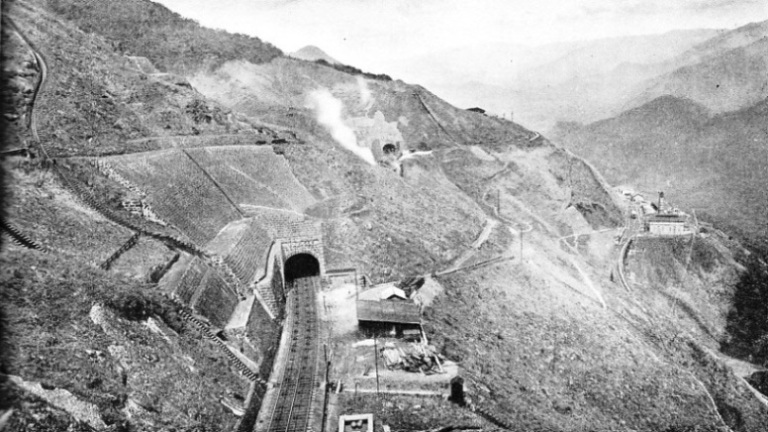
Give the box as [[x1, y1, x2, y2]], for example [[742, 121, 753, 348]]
[[173, 256, 240, 328]]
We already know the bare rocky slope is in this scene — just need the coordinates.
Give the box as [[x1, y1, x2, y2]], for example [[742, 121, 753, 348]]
[[1, 0, 768, 431]]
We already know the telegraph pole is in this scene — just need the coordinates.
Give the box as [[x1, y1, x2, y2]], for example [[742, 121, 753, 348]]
[[516, 222, 533, 262], [354, 269, 359, 301], [373, 335, 380, 396]]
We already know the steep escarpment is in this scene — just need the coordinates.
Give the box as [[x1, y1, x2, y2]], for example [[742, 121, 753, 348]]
[[1, 250, 252, 431], [5, 0, 291, 158]]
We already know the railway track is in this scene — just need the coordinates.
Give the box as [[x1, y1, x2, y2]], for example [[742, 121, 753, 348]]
[[264, 276, 320, 432]]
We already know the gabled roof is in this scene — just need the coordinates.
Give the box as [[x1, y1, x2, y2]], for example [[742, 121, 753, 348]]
[[379, 286, 407, 301], [356, 300, 421, 324]]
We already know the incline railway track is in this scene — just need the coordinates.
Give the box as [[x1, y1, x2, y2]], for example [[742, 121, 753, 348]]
[[264, 276, 320, 432]]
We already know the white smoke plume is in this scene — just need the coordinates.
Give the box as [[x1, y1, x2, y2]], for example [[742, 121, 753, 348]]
[[306, 89, 376, 166], [357, 76, 373, 109]]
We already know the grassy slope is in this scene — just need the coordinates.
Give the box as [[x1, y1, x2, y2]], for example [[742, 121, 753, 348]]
[[5, 0, 767, 430], [191, 52, 768, 430], [2, 2, 264, 430], [425, 232, 768, 431], [1, 249, 250, 431], [7, 0, 279, 157], [44, 0, 281, 73]]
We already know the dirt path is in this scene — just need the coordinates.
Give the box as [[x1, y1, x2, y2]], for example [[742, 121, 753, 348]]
[[471, 219, 498, 249], [439, 219, 499, 274], [481, 179, 607, 308], [700, 346, 768, 410], [616, 236, 634, 292], [6, 17, 49, 154]]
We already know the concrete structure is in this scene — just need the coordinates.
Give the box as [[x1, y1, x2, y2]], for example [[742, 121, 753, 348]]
[[450, 376, 466, 406], [281, 236, 326, 277], [643, 192, 690, 236], [338, 414, 374, 432], [326, 267, 357, 285], [647, 214, 688, 235]]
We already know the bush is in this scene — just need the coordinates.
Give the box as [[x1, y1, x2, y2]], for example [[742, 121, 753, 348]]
[[314, 59, 393, 81], [105, 291, 156, 320], [46, 0, 282, 73], [723, 249, 768, 366]]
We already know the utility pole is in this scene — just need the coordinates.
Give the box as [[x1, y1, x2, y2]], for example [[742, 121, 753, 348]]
[[517, 222, 533, 262], [374, 335, 380, 397], [354, 269, 359, 301]]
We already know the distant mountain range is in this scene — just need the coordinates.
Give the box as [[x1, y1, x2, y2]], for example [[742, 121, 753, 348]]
[[627, 36, 768, 114], [555, 94, 768, 246], [405, 21, 767, 132]]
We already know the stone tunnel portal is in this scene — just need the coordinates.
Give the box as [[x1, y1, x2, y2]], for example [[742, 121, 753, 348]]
[[283, 253, 321, 284], [382, 143, 398, 155]]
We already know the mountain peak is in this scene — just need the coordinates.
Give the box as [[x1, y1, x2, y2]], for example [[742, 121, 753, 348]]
[[290, 45, 339, 64], [629, 95, 711, 119]]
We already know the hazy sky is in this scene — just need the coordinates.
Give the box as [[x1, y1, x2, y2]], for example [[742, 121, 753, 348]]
[[156, 0, 766, 71]]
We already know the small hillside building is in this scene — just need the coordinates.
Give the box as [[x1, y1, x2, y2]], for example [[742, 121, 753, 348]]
[[646, 214, 688, 235], [339, 414, 373, 432], [356, 299, 421, 338], [326, 267, 357, 285]]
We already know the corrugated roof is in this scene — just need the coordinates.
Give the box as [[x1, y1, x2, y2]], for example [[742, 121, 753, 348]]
[[356, 300, 421, 324], [648, 214, 686, 223]]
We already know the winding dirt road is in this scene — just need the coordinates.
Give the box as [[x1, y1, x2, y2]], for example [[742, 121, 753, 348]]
[[6, 16, 49, 157]]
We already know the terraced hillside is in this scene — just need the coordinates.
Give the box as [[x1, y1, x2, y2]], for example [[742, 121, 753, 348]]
[[104, 145, 317, 247], [105, 149, 243, 245], [3, 0, 768, 431], [207, 218, 275, 286], [184, 146, 316, 212]]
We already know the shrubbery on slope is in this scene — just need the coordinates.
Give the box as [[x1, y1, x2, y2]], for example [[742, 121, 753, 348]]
[[45, 0, 282, 73], [1, 249, 248, 430]]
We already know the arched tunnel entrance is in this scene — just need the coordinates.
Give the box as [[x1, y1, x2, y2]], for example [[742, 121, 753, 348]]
[[284, 253, 321, 285], [382, 143, 398, 155]]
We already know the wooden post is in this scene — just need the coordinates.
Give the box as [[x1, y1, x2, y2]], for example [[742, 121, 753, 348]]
[[322, 343, 330, 432], [374, 335, 380, 397], [355, 269, 359, 300]]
